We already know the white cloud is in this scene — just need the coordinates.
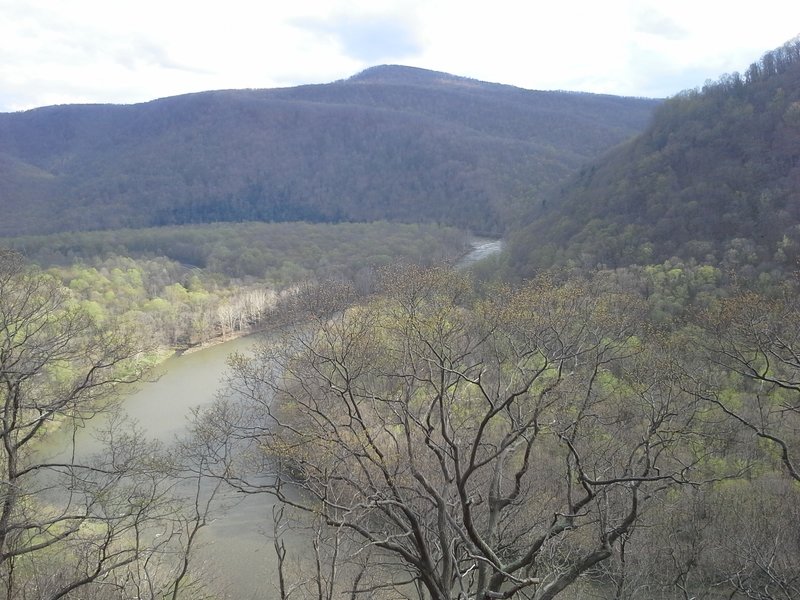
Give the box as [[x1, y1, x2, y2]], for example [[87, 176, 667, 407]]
[[1, 0, 799, 110], [292, 13, 423, 63]]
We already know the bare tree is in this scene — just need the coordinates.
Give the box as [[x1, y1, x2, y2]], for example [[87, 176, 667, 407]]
[[674, 283, 800, 599], [0, 249, 222, 599], [215, 268, 703, 599], [693, 286, 800, 481]]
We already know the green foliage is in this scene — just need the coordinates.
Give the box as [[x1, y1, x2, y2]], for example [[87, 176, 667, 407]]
[[510, 38, 800, 278], [9, 220, 468, 283], [3, 221, 469, 349]]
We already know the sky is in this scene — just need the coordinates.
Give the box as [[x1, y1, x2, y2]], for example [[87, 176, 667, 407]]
[[1, 0, 799, 112]]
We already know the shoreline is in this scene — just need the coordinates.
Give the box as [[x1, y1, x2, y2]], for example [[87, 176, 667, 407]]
[[177, 328, 257, 355], [173, 241, 504, 359]]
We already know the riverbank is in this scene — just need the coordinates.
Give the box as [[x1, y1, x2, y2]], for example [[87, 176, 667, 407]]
[[178, 328, 257, 355], [179, 238, 505, 356]]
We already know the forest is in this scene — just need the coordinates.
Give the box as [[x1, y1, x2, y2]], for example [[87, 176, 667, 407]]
[[0, 66, 657, 237], [3, 221, 468, 349], [2, 254, 799, 599], [2, 38, 800, 600], [508, 38, 800, 279]]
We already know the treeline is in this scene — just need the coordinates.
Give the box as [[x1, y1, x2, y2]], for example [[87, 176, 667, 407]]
[[509, 37, 800, 277], [7, 221, 468, 349], [54, 256, 273, 348], [9, 221, 468, 281], [3, 247, 800, 598], [0, 67, 658, 237]]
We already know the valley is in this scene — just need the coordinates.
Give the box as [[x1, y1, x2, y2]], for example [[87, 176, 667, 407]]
[[2, 39, 800, 599]]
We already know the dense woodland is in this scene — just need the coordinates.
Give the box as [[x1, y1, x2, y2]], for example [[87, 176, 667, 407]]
[[0, 65, 657, 237], [2, 42, 800, 599], [222, 267, 800, 600], [509, 39, 800, 278], [5, 221, 467, 348], [3, 256, 799, 599]]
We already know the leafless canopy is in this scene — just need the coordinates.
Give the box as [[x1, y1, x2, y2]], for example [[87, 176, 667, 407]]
[[217, 267, 705, 600]]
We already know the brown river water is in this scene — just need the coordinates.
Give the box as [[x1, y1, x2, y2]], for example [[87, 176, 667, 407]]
[[46, 240, 504, 597]]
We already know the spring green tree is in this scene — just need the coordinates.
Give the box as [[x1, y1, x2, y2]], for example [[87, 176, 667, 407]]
[[0, 249, 224, 599]]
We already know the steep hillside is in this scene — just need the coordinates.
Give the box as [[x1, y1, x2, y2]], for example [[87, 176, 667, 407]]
[[0, 66, 658, 236], [510, 39, 800, 275]]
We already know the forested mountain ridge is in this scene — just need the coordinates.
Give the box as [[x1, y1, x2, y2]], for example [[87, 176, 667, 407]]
[[509, 39, 800, 276], [0, 66, 658, 236], [7, 55, 800, 600]]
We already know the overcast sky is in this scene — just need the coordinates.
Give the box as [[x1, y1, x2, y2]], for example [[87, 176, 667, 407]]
[[2, 0, 798, 112]]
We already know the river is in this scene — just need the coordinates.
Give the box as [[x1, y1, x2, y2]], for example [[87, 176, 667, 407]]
[[455, 237, 505, 269], [59, 240, 505, 597], [44, 334, 277, 598], [119, 336, 276, 598]]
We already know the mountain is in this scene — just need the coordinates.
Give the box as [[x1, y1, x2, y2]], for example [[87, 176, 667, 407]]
[[509, 39, 800, 276], [0, 66, 659, 237]]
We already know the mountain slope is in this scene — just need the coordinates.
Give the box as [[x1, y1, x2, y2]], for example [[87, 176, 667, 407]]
[[0, 66, 658, 236], [509, 39, 800, 275]]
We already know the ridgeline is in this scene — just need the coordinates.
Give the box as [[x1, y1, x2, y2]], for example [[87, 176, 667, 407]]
[[0, 65, 658, 237], [509, 39, 800, 277]]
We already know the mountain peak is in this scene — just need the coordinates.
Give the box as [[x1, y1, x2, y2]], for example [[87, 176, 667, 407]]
[[347, 65, 487, 88]]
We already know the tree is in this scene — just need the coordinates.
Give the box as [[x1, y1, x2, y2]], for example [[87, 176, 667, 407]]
[[0, 249, 216, 599], [664, 283, 800, 600], [692, 285, 800, 482], [215, 268, 704, 599]]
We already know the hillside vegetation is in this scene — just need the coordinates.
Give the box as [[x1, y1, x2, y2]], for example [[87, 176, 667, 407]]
[[0, 65, 658, 237], [6, 46, 800, 599], [509, 39, 800, 276], [5, 221, 467, 349], [7, 220, 466, 283]]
